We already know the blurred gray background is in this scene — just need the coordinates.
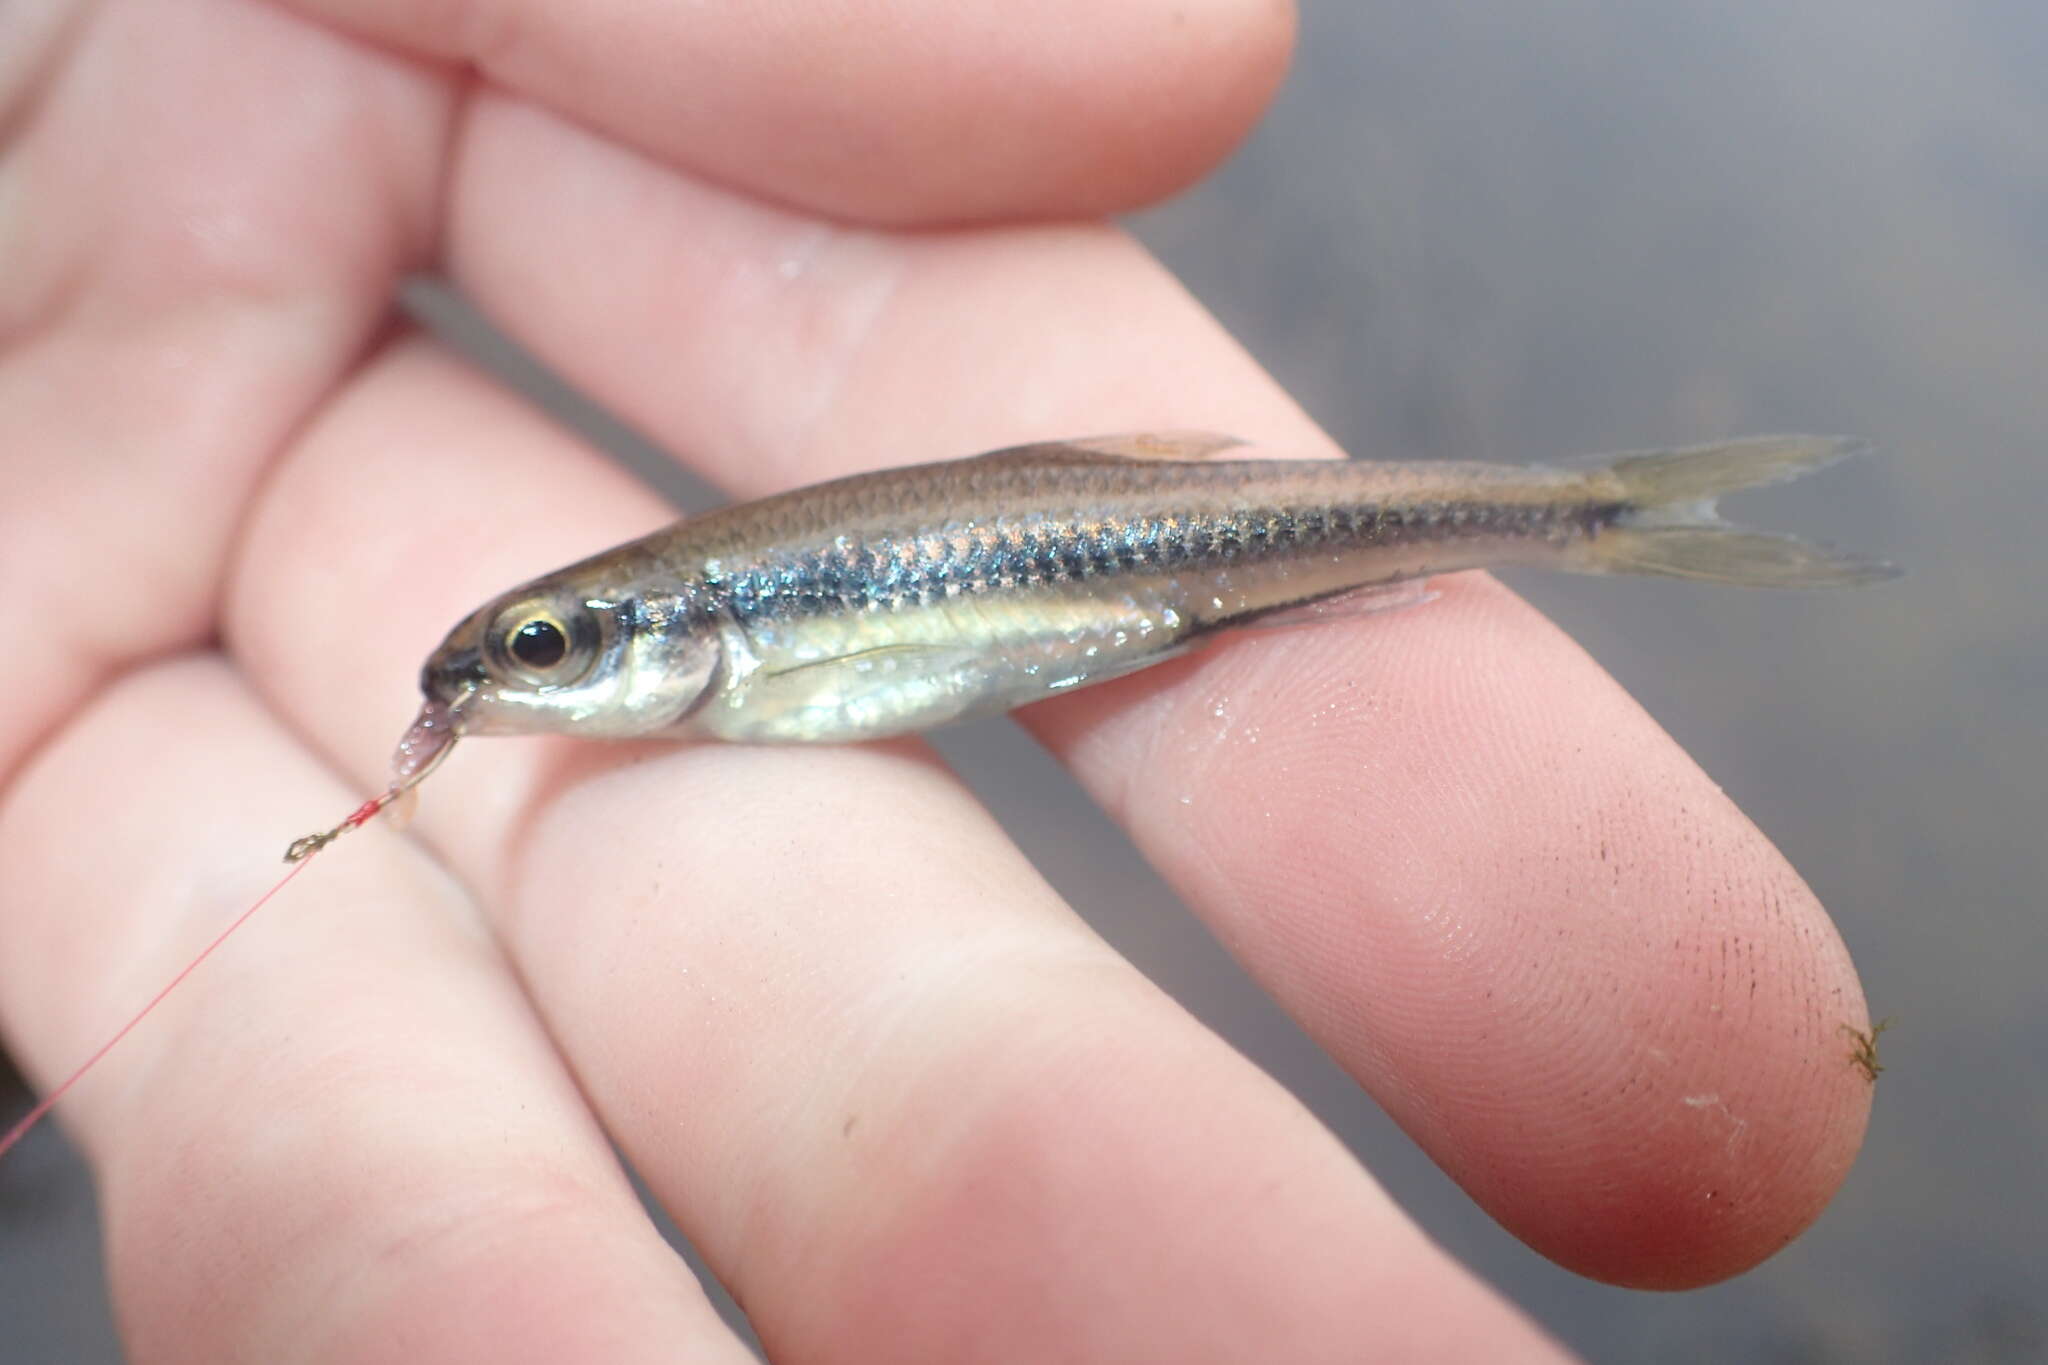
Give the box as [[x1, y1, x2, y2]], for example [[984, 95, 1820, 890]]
[[6, 1, 2044, 1360]]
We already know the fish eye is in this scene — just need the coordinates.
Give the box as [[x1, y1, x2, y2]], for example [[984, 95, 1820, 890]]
[[510, 616, 567, 669], [489, 600, 601, 686]]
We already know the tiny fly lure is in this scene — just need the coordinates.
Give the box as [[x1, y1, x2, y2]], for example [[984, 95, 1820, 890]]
[[1, 432, 1895, 1155]]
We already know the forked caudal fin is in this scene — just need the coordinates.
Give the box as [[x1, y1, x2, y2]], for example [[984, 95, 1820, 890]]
[[1584, 436, 1900, 586]]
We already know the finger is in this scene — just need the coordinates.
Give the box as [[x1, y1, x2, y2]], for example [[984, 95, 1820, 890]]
[[0, 0, 447, 779], [1028, 576, 1874, 1289], [444, 98, 1873, 1287], [228, 338, 1570, 1361], [273, 0, 1294, 224], [0, 658, 754, 1363]]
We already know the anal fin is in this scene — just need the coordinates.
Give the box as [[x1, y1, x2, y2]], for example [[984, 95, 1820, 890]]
[[1241, 579, 1439, 631]]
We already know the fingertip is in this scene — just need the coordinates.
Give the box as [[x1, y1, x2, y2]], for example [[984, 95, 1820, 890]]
[[281, 0, 1298, 223], [894, 0, 1300, 223], [1479, 970, 1876, 1290]]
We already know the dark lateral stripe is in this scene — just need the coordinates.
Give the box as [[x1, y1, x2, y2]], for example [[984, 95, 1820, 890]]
[[710, 500, 1575, 623]]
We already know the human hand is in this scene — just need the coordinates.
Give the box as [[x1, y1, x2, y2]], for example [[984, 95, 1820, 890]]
[[0, 2, 1872, 1360]]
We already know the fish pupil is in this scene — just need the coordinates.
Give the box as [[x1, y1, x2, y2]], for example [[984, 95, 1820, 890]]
[[511, 618, 568, 669]]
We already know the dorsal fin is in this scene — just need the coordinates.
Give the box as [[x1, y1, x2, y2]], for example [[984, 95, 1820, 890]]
[[974, 431, 1248, 465]]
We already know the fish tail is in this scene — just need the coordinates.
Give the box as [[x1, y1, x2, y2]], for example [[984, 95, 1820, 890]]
[[1580, 436, 1900, 586]]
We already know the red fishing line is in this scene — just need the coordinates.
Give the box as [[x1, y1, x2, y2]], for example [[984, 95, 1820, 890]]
[[1, 704, 459, 1163], [0, 831, 340, 1162]]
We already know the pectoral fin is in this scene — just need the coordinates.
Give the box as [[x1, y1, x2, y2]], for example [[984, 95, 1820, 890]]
[[739, 641, 996, 740], [761, 642, 982, 681]]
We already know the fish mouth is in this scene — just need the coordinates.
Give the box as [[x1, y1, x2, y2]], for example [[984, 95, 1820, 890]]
[[421, 641, 487, 712]]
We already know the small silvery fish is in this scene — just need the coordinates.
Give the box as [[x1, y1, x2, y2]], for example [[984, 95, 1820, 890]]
[[367, 432, 1894, 813]]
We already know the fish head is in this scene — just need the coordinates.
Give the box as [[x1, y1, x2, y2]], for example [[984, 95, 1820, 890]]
[[420, 575, 718, 739]]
